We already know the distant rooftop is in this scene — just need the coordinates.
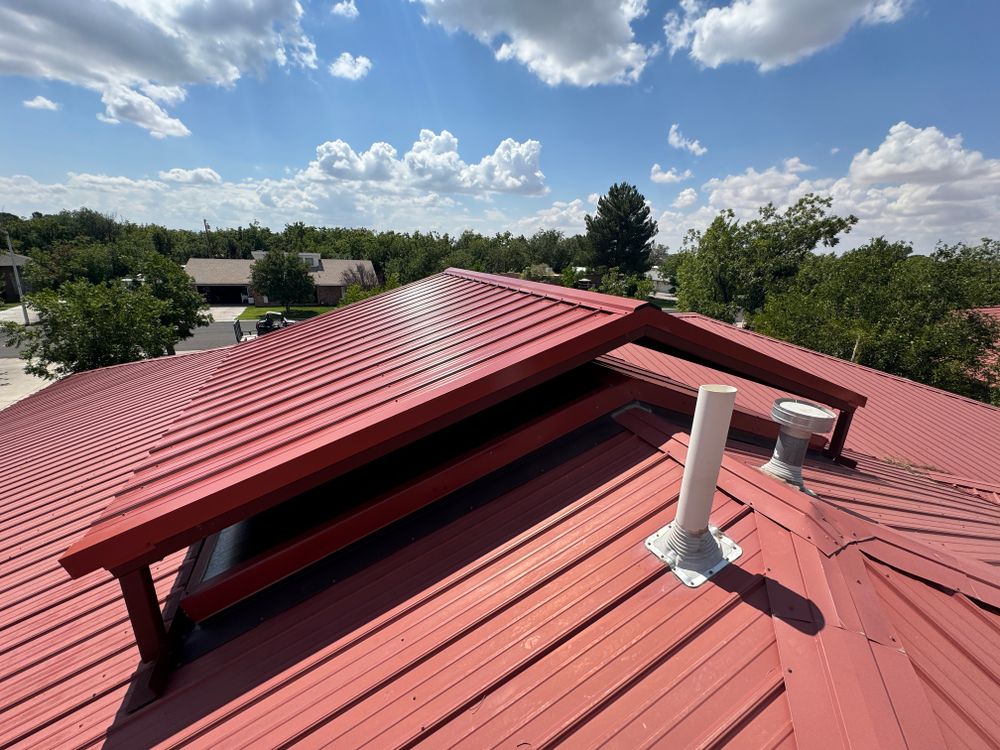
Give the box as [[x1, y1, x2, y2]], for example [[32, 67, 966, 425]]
[[184, 256, 375, 287]]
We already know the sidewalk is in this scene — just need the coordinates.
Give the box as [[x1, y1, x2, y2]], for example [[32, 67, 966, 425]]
[[0, 306, 38, 324], [0, 358, 49, 411]]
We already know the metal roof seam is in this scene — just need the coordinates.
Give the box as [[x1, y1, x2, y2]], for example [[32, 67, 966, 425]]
[[139, 295, 580, 459], [0, 352, 228, 459]]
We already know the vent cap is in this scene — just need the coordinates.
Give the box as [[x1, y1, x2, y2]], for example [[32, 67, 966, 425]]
[[761, 398, 836, 489]]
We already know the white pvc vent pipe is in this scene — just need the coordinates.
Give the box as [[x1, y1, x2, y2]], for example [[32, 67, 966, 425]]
[[674, 384, 738, 535], [645, 384, 743, 587]]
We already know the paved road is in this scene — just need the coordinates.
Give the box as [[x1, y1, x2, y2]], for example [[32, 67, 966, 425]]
[[176, 322, 242, 350], [0, 321, 240, 358]]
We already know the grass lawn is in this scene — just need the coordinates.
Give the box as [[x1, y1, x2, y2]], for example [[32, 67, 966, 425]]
[[238, 305, 338, 320], [0, 302, 18, 310]]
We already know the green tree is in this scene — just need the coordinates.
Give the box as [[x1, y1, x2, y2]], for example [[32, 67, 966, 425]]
[[250, 249, 315, 311], [2, 280, 179, 379], [560, 266, 583, 288], [24, 237, 210, 351], [585, 182, 658, 274], [753, 238, 1000, 403], [597, 267, 654, 300], [931, 238, 1000, 306], [677, 194, 857, 322], [338, 273, 400, 307], [658, 251, 688, 291], [135, 248, 212, 349]]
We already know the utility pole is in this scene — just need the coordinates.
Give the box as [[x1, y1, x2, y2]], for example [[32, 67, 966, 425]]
[[203, 219, 213, 256], [3, 227, 29, 326]]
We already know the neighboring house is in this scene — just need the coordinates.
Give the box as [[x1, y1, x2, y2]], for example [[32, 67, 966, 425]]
[[2, 270, 999, 747], [645, 267, 677, 304], [184, 255, 376, 305], [0, 251, 28, 302]]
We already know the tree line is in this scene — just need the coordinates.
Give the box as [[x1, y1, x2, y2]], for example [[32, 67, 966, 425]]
[[669, 195, 1000, 405], [0, 199, 654, 288], [0, 183, 659, 377], [3, 182, 998, 407]]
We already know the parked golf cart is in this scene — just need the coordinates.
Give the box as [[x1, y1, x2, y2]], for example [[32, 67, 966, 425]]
[[255, 311, 296, 335]]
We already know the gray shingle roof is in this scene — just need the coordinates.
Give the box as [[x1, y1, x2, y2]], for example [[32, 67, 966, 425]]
[[184, 257, 376, 287]]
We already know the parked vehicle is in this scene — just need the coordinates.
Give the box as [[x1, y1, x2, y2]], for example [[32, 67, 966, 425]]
[[255, 311, 295, 335]]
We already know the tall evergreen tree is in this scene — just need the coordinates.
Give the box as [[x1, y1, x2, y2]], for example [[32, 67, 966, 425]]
[[585, 182, 658, 274]]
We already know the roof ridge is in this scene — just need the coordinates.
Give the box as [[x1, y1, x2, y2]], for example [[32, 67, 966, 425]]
[[443, 267, 650, 315], [675, 312, 1000, 415]]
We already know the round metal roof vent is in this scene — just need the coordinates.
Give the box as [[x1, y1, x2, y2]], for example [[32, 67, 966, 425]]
[[761, 398, 837, 489], [770, 398, 836, 437]]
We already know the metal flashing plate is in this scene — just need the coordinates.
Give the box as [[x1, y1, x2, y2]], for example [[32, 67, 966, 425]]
[[645, 522, 744, 587]]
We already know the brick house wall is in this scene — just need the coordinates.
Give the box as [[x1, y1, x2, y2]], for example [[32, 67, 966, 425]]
[[315, 285, 344, 305]]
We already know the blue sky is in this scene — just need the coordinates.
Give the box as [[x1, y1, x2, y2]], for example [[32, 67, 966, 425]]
[[0, 1, 997, 252]]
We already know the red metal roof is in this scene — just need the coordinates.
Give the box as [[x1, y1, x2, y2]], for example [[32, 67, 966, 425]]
[[63, 407, 1000, 749], [867, 558, 1000, 747], [4, 274, 999, 747], [725, 442, 1000, 567], [59, 269, 649, 576], [0, 351, 225, 749], [610, 312, 1000, 485], [58, 270, 861, 579]]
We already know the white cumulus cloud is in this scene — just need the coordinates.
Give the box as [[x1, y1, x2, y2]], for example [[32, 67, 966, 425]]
[[331, 0, 359, 19], [313, 140, 399, 181], [783, 156, 814, 173], [651, 164, 693, 183], [98, 84, 190, 138], [517, 198, 590, 234], [158, 167, 223, 185], [665, 0, 911, 71], [0, 0, 316, 137], [417, 0, 653, 86], [329, 52, 372, 80], [668, 123, 707, 156], [849, 121, 989, 185], [672, 187, 699, 208], [23, 95, 59, 110], [654, 121, 1000, 254], [309, 128, 547, 196]]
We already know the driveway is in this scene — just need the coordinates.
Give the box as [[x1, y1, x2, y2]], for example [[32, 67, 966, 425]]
[[207, 305, 246, 322], [0, 358, 50, 411]]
